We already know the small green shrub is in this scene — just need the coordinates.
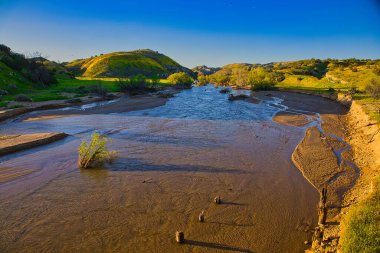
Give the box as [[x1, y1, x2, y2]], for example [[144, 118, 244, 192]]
[[7, 84, 18, 93], [117, 74, 150, 94], [167, 72, 193, 88], [328, 87, 336, 93], [248, 67, 277, 90], [8, 104, 23, 109], [15, 94, 32, 102], [0, 89, 8, 96], [90, 82, 108, 98], [373, 67, 380, 76], [365, 79, 380, 99], [78, 132, 117, 169]]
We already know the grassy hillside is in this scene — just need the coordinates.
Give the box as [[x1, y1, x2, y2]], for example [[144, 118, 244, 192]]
[[66, 49, 194, 78], [202, 59, 380, 92], [0, 46, 196, 108]]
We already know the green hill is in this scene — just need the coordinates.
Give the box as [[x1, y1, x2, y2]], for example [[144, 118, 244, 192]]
[[65, 49, 194, 78], [203, 59, 380, 92], [0, 45, 57, 96]]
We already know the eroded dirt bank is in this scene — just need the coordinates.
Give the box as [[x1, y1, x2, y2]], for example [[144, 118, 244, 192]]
[[258, 91, 378, 253]]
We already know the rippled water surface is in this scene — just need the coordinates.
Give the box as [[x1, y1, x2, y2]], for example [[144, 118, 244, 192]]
[[0, 85, 319, 253]]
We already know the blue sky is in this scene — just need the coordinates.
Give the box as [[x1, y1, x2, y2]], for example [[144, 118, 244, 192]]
[[1, 0, 379, 67]]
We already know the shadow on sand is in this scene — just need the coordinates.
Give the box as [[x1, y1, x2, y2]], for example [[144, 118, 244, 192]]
[[109, 157, 251, 174], [185, 240, 253, 252]]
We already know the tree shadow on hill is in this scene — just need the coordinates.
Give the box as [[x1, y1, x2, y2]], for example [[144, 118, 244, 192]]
[[185, 240, 253, 253]]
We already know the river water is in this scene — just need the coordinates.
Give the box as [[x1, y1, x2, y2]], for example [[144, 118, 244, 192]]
[[0, 85, 319, 253]]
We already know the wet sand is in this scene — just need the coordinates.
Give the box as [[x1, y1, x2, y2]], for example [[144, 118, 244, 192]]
[[0, 133, 68, 157], [19, 95, 170, 122], [0, 87, 352, 253], [260, 91, 358, 247]]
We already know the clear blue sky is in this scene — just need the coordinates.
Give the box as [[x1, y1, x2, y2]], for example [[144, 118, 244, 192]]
[[1, 0, 379, 67]]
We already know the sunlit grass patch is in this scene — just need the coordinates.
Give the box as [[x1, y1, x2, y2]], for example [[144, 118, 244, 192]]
[[340, 176, 380, 253]]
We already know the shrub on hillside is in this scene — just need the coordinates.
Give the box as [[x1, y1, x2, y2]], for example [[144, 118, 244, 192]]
[[248, 67, 277, 91], [0, 89, 9, 96], [0, 44, 11, 54], [373, 67, 380, 76], [8, 84, 18, 92], [167, 72, 193, 88], [365, 79, 380, 99], [25, 60, 57, 86], [0, 44, 56, 87], [15, 94, 32, 102], [78, 132, 117, 169], [197, 74, 209, 85]]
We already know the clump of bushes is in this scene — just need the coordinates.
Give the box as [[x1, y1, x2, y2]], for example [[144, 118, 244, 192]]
[[365, 79, 380, 99], [373, 67, 380, 76], [248, 67, 277, 91], [328, 87, 336, 93], [90, 82, 108, 98], [117, 74, 151, 94], [15, 94, 32, 102], [8, 84, 18, 92], [0, 44, 56, 87], [78, 132, 117, 169], [167, 72, 193, 88], [65, 98, 82, 104], [0, 89, 9, 96]]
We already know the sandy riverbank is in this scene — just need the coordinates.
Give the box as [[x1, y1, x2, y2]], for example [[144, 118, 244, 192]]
[[251, 91, 376, 253], [0, 89, 178, 123], [21, 95, 170, 122], [0, 133, 68, 157]]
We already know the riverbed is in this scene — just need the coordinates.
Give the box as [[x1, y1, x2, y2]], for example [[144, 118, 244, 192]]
[[0, 85, 326, 253]]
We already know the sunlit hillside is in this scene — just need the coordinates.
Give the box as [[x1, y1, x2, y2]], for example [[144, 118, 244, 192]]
[[65, 49, 193, 78]]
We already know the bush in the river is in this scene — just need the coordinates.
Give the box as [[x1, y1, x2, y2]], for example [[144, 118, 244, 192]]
[[15, 94, 32, 102], [167, 72, 193, 88], [78, 132, 117, 169], [365, 79, 380, 99]]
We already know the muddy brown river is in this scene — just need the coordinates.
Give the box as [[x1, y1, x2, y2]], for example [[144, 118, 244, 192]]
[[0, 85, 319, 252]]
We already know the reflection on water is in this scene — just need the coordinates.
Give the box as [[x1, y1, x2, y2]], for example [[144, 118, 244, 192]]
[[0, 85, 318, 253]]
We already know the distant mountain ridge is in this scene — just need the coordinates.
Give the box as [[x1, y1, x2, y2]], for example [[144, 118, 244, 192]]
[[192, 65, 221, 75], [65, 49, 195, 78]]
